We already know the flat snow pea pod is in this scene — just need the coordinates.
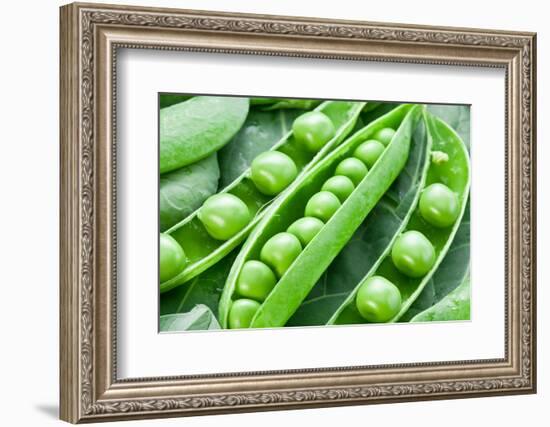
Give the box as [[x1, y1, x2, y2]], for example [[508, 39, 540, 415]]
[[160, 100, 366, 293], [160, 96, 249, 173], [219, 104, 423, 328], [328, 111, 470, 325]]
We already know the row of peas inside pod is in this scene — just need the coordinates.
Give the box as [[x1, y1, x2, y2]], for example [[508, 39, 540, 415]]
[[227, 127, 399, 329], [196, 108, 339, 240], [355, 181, 461, 323], [159, 109, 346, 287]]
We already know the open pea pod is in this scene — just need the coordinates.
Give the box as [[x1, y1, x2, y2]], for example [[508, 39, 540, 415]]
[[219, 104, 423, 328], [287, 109, 431, 326], [160, 100, 366, 293], [328, 111, 471, 325]]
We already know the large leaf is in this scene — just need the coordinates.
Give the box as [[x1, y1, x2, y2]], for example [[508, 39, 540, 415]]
[[159, 305, 220, 332], [287, 112, 428, 326], [411, 275, 470, 322], [400, 200, 470, 321], [218, 108, 305, 187], [427, 104, 470, 149], [159, 153, 220, 231]]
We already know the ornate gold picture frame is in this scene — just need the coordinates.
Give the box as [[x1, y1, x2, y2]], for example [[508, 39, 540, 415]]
[[60, 2, 536, 423]]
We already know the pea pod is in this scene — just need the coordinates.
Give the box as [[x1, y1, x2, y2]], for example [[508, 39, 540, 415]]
[[328, 111, 470, 325], [160, 100, 366, 293], [160, 96, 249, 173], [219, 104, 423, 328]]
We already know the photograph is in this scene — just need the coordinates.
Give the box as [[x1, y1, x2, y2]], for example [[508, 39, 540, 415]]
[[158, 95, 471, 331]]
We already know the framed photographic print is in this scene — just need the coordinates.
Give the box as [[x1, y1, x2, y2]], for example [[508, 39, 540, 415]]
[[59, 2, 537, 423]]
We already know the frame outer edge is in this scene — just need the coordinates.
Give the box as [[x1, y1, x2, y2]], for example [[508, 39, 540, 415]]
[[60, 3, 81, 424], [528, 33, 537, 393], [59, 2, 537, 422]]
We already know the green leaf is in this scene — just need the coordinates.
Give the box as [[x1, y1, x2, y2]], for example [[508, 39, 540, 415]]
[[288, 110, 429, 326], [159, 153, 220, 231], [218, 108, 305, 187], [411, 275, 470, 322], [160, 96, 249, 173], [160, 249, 238, 317], [401, 201, 470, 321], [427, 104, 470, 150], [159, 305, 221, 332]]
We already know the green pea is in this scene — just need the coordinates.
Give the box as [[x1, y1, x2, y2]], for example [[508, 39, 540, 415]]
[[353, 140, 385, 168], [228, 298, 261, 329], [304, 191, 342, 222], [373, 127, 396, 146], [260, 232, 303, 278], [198, 193, 251, 241], [287, 217, 324, 246], [321, 175, 355, 203], [159, 233, 187, 283], [419, 183, 460, 228], [292, 111, 336, 152], [236, 260, 277, 301], [334, 158, 368, 186], [391, 230, 435, 278], [355, 276, 402, 322], [250, 151, 298, 196]]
